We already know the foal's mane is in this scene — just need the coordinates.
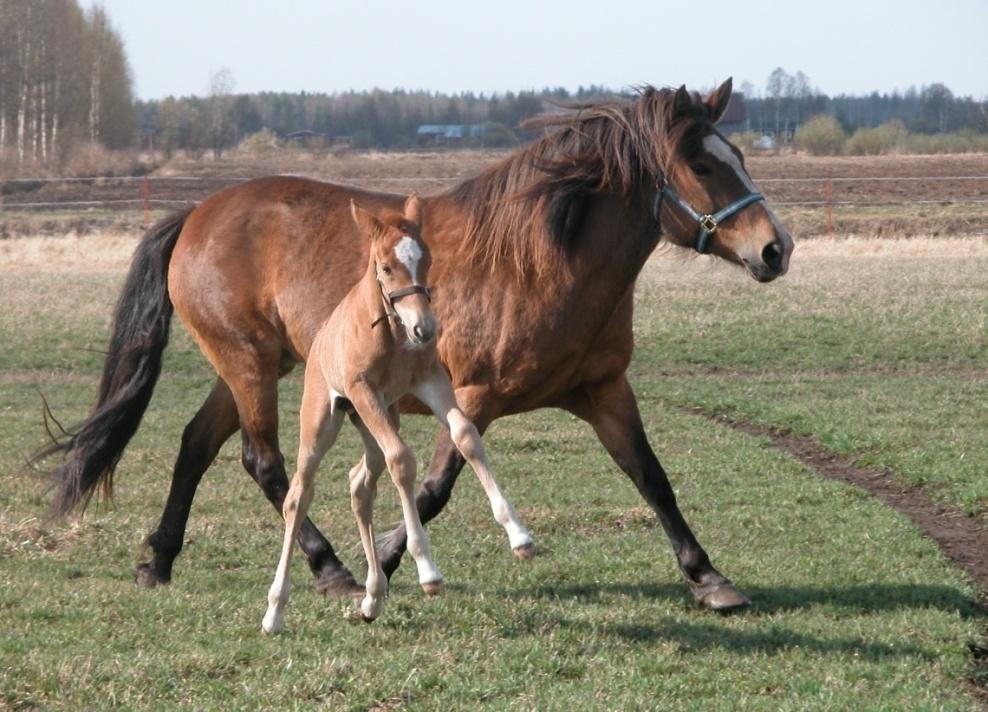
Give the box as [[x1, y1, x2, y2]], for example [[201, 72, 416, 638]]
[[446, 86, 711, 277]]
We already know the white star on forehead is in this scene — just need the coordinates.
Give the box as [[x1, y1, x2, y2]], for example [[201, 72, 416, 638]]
[[394, 235, 423, 278]]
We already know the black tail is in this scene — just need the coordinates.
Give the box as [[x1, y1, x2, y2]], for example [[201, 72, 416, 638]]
[[34, 207, 194, 518]]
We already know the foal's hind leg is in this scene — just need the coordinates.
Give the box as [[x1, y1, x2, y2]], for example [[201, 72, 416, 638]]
[[346, 418, 388, 621], [263, 369, 344, 634], [136, 378, 240, 588]]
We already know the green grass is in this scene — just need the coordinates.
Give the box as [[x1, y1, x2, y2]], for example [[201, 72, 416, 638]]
[[1, 238, 986, 710], [634, 241, 988, 520]]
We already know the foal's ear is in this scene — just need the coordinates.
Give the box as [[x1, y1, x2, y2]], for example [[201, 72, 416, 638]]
[[706, 77, 733, 124], [403, 193, 423, 227], [350, 200, 385, 238]]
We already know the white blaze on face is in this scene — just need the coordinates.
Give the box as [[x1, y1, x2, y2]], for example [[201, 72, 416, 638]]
[[394, 235, 423, 283], [391, 235, 435, 344], [702, 134, 756, 191], [703, 133, 793, 268]]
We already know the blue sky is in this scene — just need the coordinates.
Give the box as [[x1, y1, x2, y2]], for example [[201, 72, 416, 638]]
[[82, 0, 987, 100]]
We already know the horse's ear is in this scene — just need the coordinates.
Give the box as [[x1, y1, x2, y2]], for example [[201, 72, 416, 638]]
[[706, 77, 733, 124], [403, 193, 423, 227], [673, 84, 693, 116], [350, 200, 385, 238]]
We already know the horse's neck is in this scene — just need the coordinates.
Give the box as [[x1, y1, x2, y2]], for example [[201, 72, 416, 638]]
[[573, 191, 659, 286], [429, 189, 658, 346]]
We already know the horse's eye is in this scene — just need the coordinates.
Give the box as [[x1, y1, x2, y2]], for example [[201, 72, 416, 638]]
[[381, 265, 392, 275], [690, 163, 712, 177]]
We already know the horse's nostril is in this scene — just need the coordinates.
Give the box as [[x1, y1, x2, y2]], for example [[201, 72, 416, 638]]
[[413, 325, 432, 342], [762, 241, 784, 272]]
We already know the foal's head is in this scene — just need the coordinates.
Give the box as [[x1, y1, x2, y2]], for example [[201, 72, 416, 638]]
[[656, 79, 793, 281], [351, 195, 437, 346]]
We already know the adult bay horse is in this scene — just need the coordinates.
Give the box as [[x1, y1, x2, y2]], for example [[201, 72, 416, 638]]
[[40, 79, 792, 612]]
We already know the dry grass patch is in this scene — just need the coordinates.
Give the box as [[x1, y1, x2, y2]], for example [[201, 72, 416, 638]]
[[0, 232, 137, 273]]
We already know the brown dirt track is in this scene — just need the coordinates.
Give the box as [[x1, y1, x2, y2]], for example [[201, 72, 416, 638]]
[[2, 151, 987, 238]]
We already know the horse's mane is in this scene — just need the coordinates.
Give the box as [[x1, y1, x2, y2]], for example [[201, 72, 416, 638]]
[[445, 85, 711, 277]]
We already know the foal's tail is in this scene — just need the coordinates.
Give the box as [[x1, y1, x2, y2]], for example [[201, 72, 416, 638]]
[[34, 207, 194, 519]]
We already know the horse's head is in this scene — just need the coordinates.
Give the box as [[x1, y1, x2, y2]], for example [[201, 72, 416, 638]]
[[350, 195, 437, 345], [656, 78, 793, 282]]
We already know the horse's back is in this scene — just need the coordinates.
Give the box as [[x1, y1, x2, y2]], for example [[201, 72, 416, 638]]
[[168, 176, 406, 364]]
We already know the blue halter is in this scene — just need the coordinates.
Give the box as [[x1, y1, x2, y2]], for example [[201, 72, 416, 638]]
[[651, 172, 765, 254]]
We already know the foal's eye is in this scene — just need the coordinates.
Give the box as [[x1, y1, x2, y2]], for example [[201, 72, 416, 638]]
[[381, 265, 392, 275], [690, 163, 712, 177]]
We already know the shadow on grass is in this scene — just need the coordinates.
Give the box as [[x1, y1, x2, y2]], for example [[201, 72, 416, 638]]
[[484, 581, 984, 661], [565, 616, 937, 660], [502, 581, 985, 618]]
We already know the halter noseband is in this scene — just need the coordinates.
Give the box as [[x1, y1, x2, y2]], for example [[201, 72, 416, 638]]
[[371, 281, 431, 329], [651, 170, 765, 254]]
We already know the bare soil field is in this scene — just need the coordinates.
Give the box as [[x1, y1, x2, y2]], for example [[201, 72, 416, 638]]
[[2, 151, 986, 238]]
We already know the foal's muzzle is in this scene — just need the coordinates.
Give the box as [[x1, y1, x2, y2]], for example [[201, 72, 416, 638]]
[[412, 324, 435, 344]]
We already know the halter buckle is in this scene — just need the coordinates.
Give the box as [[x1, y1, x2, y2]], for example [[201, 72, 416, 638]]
[[699, 214, 718, 233]]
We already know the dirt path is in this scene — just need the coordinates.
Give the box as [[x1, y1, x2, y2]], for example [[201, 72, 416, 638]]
[[690, 408, 988, 596], [686, 408, 988, 702]]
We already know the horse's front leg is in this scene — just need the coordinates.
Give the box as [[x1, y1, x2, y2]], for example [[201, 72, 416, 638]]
[[262, 375, 344, 634], [349, 385, 443, 598], [414, 373, 534, 558], [565, 374, 750, 612]]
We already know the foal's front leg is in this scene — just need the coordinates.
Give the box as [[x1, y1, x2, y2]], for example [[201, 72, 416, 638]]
[[349, 386, 443, 600], [262, 376, 344, 634], [414, 372, 534, 557]]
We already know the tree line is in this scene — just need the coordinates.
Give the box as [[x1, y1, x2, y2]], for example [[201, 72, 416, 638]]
[[0, 0, 134, 168], [140, 73, 987, 157], [741, 68, 986, 137], [135, 84, 615, 157], [1, 0, 984, 167]]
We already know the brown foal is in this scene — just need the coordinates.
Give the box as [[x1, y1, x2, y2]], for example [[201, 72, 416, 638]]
[[262, 196, 531, 633]]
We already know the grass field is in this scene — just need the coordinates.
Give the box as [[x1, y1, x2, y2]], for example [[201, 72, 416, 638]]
[[1, 234, 986, 710]]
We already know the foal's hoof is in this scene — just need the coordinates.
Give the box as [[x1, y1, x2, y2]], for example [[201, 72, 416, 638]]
[[314, 567, 365, 600], [343, 606, 376, 624], [261, 611, 284, 635], [512, 542, 536, 560], [688, 579, 751, 613], [421, 580, 445, 596], [134, 563, 168, 589]]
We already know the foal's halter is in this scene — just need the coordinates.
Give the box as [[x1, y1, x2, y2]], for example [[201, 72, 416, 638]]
[[651, 170, 765, 254], [371, 280, 431, 329]]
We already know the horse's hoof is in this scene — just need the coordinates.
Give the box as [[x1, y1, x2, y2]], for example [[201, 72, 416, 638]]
[[421, 580, 445, 596], [689, 579, 751, 613], [513, 542, 536, 560], [134, 563, 167, 589], [314, 567, 365, 601]]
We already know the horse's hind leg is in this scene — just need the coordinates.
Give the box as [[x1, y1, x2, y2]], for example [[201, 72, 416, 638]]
[[209, 338, 363, 599], [136, 377, 240, 587]]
